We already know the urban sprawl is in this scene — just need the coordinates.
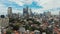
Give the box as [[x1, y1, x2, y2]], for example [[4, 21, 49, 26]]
[[0, 7, 60, 34]]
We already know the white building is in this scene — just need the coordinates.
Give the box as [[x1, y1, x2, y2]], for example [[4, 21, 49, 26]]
[[0, 17, 9, 27], [42, 32, 46, 34], [34, 30, 40, 34], [0, 26, 1, 34], [19, 27, 25, 32]]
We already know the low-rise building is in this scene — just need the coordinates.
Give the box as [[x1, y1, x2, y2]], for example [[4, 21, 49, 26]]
[[0, 17, 9, 27]]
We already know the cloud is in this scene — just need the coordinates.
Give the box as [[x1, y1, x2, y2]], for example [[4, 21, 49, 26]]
[[1, 0, 60, 9], [34, 0, 60, 9], [0, 2, 22, 15], [0, 4, 7, 15], [0, 0, 60, 15], [12, 8, 22, 14], [32, 0, 60, 15], [51, 11, 59, 15], [23, 0, 33, 4], [9, 0, 24, 6]]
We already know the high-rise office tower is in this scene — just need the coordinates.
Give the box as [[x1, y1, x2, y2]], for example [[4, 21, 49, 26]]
[[59, 11, 60, 15], [23, 6, 29, 18], [8, 7, 12, 18], [59, 11, 60, 18], [29, 8, 33, 17], [47, 11, 51, 17], [23, 8, 26, 16], [44, 11, 51, 17]]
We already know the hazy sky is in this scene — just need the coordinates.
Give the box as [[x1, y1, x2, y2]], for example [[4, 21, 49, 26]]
[[0, 0, 60, 15]]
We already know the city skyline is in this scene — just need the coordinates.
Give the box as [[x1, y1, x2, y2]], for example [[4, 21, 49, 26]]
[[0, 0, 60, 15]]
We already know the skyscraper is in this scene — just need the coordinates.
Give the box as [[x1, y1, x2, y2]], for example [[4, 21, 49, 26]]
[[59, 11, 60, 18], [8, 7, 12, 18], [59, 11, 60, 15], [44, 11, 51, 17], [29, 8, 33, 17], [23, 6, 29, 18]]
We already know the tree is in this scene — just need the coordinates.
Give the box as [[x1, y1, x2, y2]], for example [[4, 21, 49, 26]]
[[13, 23, 20, 30], [24, 25, 29, 30], [33, 21, 41, 25], [6, 29, 12, 34]]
